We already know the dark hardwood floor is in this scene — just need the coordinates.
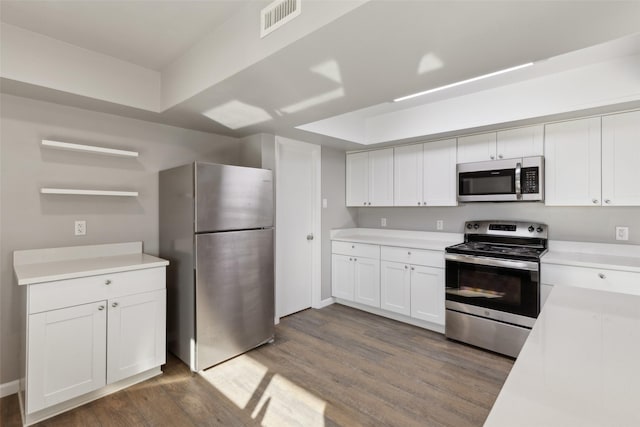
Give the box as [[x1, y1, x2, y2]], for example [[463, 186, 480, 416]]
[[1, 304, 513, 427]]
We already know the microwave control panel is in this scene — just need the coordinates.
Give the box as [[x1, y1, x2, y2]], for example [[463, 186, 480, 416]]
[[521, 167, 539, 194]]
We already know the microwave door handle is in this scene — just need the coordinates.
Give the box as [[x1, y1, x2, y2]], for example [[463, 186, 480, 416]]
[[515, 162, 522, 199]]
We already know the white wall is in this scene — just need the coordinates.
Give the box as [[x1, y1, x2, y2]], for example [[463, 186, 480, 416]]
[[0, 94, 244, 385], [0, 23, 161, 112]]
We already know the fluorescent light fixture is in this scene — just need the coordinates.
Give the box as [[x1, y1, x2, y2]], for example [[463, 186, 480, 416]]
[[202, 100, 272, 129], [279, 88, 345, 114], [394, 62, 534, 102]]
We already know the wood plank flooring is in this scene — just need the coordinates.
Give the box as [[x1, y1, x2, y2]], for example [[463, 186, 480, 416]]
[[0, 304, 513, 427]]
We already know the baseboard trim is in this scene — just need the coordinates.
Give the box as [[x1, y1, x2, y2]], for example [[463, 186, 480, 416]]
[[313, 297, 335, 309], [0, 379, 19, 398]]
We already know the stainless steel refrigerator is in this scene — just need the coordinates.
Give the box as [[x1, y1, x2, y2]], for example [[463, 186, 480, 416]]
[[159, 162, 274, 371]]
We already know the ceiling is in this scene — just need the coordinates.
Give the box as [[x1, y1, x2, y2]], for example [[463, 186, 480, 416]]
[[1, 1, 640, 150]]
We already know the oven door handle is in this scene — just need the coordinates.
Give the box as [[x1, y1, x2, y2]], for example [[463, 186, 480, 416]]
[[445, 253, 538, 271]]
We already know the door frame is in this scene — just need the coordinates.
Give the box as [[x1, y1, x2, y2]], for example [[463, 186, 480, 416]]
[[274, 136, 322, 322]]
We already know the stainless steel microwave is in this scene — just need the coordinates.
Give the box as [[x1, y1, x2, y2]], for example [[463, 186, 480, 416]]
[[457, 156, 544, 202]]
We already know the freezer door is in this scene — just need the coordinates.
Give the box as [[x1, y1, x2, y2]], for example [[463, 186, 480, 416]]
[[195, 229, 274, 370], [195, 162, 273, 232]]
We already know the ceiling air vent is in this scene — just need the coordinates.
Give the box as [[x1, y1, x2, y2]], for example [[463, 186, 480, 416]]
[[260, 0, 301, 38]]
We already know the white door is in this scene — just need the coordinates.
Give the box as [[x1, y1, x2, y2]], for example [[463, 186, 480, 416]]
[[602, 110, 640, 206], [496, 125, 544, 160], [394, 144, 423, 206], [544, 117, 601, 206], [368, 148, 394, 206], [410, 266, 445, 325], [457, 132, 497, 163], [346, 152, 369, 206], [380, 261, 411, 315], [331, 254, 354, 301], [354, 257, 381, 308], [276, 137, 321, 318], [107, 290, 166, 384], [27, 301, 107, 413], [423, 139, 457, 206]]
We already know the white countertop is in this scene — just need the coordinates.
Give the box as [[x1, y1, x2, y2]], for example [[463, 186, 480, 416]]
[[542, 240, 640, 273], [14, 242, 169, 285], [485, 285, 640, 427], [330, 228, 463, 251]]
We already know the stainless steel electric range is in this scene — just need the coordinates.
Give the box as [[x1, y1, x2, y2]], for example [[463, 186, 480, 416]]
[[444, 220, 548, 358]]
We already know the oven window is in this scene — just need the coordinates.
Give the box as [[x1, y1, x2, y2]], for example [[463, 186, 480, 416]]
[[459, 169, 515, 195], [445, 261, 538, 317]]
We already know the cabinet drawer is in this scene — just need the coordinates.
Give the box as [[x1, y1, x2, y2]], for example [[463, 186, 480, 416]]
[[331, 241, 379, 259], [541, 263, 640, 296], [29, 268, 166, 314], [380, 246, 443, 268]]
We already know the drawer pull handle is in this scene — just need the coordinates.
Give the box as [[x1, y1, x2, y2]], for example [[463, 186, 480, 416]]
[[349, 258, 353, 261], [112, 302, 119, 308], [598, 273, 606, 279], [105, 280, 112, 285], [98, 306, 105, 311], [405, 265, 408, 269], [407, 251, 411, 255], [352, 245, 355, 249]]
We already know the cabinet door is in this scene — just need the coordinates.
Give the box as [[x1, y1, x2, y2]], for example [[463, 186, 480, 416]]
[[602, 110, 640, 206], [27, 301, 107, 413], [457, 132, 497, 163], [354, 257, 381, 308], [332, 254, 354, 300], [423, 139, 457, 206], [346, 152, 369, 207], [368, 148, 394, 206], [544, 117, 601, 206], [497, 125, 543, 160], [410, 266, 444, 325], [394, 144, 423, 206], [380, 261, 411, 315], [107, 290, 166, 384]]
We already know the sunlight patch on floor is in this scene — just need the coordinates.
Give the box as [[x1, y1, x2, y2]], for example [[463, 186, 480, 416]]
[[200, 354, 326, 426]]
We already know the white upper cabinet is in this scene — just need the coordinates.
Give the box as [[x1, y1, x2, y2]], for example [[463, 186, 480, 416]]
[[602, 110, 640, 206], [423, 139, 457, 206], [457, 132, 497, 163], [394, 144, 423, 206], [393, 139, 457, 207], [545, 117, 603, 206], [496, 125, 544, 160], [457, 126, 543, 164], [346, 148, 393, 207]]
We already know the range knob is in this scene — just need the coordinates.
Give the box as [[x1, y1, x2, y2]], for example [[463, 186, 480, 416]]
[[466, 223, 473, 230], [528, 226, 535, 233], [473, 223, 480, 230], [536, 226, 544, 233]]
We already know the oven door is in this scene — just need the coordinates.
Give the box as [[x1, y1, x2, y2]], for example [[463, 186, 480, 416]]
[[445, 253, 539, 323]]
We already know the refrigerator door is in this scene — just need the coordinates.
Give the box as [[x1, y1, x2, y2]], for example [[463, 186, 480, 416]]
[[195, 162, 273, 232], [195, 228, 274, 370]]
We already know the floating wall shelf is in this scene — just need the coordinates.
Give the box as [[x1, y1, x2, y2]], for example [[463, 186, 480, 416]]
[[41, 140, 139, 158], [40, 188, 139, 197]]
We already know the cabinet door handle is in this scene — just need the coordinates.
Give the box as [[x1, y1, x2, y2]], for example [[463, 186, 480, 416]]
[[417, 202, 421, 205], [354, 258, 357, 262], [592, 199, 599, 204], [351, 245, 355, 249], [498, 154, 503, 159], [112, 302, 119, 308], [98, 305, 105, 311], [411, 267, 415, 271], [490, 155, 495, 160], [407, 251, 411, 255], [404, 265, 408, 269], [604, 199, 611, 204], [349, 258, 353, 261], [105, 279, 112, 285], [598, 273, 606, 279], [368, 202, 371, 206], [363, 201, 367, 205]]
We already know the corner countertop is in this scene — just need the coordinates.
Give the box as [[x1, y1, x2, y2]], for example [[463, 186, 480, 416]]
[[14, 242, 169, 285], [542, 240, 640, 273], [485, 285, 640, 427], [330, 228, 463, 251]]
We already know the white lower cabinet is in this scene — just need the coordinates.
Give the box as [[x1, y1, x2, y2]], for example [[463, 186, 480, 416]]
[[331, 254, 355, 300], [24, 268, 166, 417], [410, 266, 444, 324], [380, 261, 411, 315], [354, 257, 381, 307], [28, 301, 107, 413]]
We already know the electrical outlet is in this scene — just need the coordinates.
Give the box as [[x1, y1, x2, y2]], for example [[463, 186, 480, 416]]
[[436, 220, 444, 230], [616, 226, 629, 241], [75, 220, 86, 236], [381, 218, 387, 227]]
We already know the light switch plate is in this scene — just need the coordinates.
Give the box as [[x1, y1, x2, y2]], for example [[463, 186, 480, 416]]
[[75, 220, 86, 236], [616, 226, 629, 241]]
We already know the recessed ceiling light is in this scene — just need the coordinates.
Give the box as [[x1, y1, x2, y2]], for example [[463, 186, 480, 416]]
[[394, 62, 534, 102]]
